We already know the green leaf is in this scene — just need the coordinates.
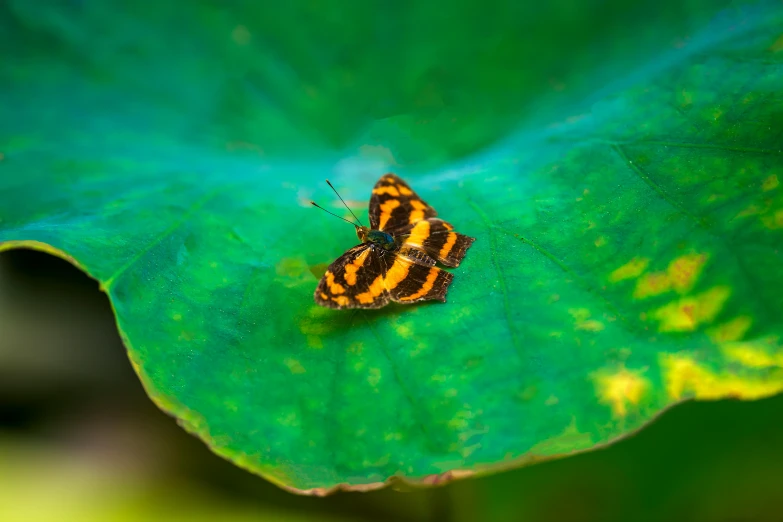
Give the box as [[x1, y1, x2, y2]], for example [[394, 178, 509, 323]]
[[2, 0, 783, 493]]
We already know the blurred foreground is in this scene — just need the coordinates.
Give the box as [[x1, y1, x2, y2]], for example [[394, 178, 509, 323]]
[[1, 249, 782, 522]]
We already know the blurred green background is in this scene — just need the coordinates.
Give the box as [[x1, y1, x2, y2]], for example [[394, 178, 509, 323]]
[[2, 249, 782, 522]]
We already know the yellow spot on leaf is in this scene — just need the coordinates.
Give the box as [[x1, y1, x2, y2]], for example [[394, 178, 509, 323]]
[[284, 358, 306, 374], [761, 208, 783, 229], [447, 409, 474, 431], [660, 353, 783, 400], [594, 236, 607, 248], [395, 323, 414, 339], [634, 272, 672, 299], [707, 316, 752, 343], [633, 253, 708, 299], [722, 341, 783, 369], [577, 320, 605, 332], [762, 174, 779, 191], [569, 308, 604, 332], [172, 313, 182, 322], [594, 367, 649, 417], [736, 204, 762, 218], [568, 308, 590, 322], [668, 253, 708, 293], [367, 367, 382, 387], [545, 395, 559, 405], [651, 286, 730, 332], [609, 257, 649, 283], [769, 33, 783, 52], [276, 257, 315, 288]]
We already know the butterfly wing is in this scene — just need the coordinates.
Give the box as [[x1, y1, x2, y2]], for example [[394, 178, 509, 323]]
[[369, 173, 438, 235], [314, 244, 390, 309], [383, 249, 455, 304], [402, 218, 476, 268]]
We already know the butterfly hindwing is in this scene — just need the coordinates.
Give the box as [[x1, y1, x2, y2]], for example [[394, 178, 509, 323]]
[[369, 173, 438, 234], [382, 251, 455, 304], [401, 218, 476, 268], [314, 244, 390, 309]]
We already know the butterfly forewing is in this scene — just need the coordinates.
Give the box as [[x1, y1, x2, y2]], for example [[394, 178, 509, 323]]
[[314, 244, 390, 309], [369, 174, 438, 234]]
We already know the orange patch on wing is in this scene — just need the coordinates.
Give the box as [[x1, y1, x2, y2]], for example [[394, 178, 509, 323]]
[[399, 267, 439, 301], [409, 200, 428, 224], [373, 186, 400, 196], [325, 271, 346, 294], [439, 232, 457, 259], [356, 275, 385, 304], [378, 199, 400, 229], [384, 257, 412, 291], [343, 248, 370, 285], [405, 220, 431, 247], [399, 186, 413, 196], [331, 295, 351, 307]]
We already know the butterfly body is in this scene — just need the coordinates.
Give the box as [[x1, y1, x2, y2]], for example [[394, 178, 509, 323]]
[[314, 174, 475, 310], [356, 226, 397, 252]]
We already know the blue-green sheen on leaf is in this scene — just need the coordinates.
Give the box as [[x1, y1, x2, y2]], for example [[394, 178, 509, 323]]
[[1, 0, 783, 493]]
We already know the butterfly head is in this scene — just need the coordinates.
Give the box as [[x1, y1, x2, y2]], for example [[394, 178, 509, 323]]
[[355, 225, 370, 242], [313, 179, 395, 250]]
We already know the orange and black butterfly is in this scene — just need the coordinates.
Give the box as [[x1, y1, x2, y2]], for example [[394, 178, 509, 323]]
[[312, 173, 475, 309]]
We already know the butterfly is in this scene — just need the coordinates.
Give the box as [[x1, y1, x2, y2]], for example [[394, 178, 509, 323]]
[[311, 173, 475, 309]]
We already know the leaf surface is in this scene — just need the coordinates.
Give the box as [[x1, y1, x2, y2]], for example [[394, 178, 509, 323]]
[[1, 0, 783, 493]]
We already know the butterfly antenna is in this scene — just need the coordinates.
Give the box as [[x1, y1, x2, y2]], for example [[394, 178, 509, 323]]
[[325, 179, 364, 227], [310, 201, 361, 227]]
